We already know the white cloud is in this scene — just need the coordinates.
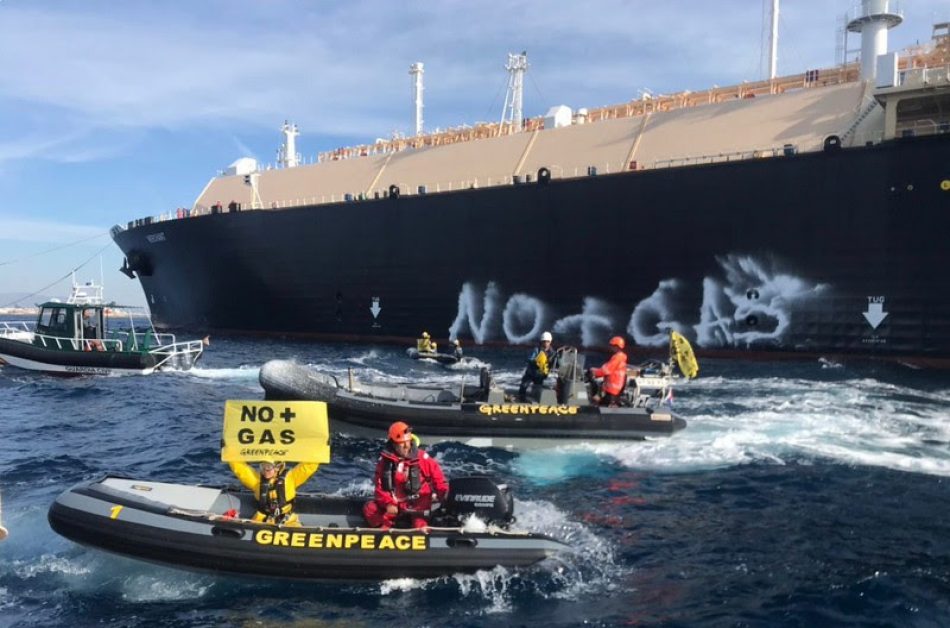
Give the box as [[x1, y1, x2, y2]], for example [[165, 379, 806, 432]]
[[0, 0, 946, 163]]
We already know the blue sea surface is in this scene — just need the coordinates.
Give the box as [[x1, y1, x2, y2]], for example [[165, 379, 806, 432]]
[[1, 331, 949, 627]]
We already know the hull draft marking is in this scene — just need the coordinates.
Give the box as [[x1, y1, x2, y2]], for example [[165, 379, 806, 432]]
[[449, 254, 829, 349], [370, 297, 382, 328], [863, 296, 888, 329]]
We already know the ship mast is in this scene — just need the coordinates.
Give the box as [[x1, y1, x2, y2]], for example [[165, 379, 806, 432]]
[[846, 0, 903, 82], [768, 0, 779, 80], [501, 51, 528, 131], [409, 62, 425, 136], [277, 121, 300, 168]]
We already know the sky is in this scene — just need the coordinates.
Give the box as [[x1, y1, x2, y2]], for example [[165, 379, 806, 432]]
[[0, 0, 946, 307]]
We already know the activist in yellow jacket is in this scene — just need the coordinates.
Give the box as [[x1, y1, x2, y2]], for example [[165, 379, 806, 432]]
[[229, 460, 319, 525]]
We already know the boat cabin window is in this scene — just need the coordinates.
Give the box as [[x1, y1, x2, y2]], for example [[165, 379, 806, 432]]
[[37, 307, 69, 337]]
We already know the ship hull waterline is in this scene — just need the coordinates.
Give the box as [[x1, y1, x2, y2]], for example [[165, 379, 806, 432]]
[[113, 135, 950, 366]]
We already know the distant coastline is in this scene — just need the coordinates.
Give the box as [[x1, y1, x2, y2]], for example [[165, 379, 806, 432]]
[[0, 307, 147, 318]]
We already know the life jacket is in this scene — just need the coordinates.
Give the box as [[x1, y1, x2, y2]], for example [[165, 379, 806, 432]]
[[417, 338, 437, 353], [596, 351, 629, 395], [257, 470, 293, 523], [380, 443, 426, 501]]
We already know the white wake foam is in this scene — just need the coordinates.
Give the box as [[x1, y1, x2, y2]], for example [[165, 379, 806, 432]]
[[571, 374, 950, 478], [377, 498, 622, 610], [187, 365, 260, 380]]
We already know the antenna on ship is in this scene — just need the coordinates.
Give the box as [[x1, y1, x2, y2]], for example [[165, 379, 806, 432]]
[[409, 62, 424, 136], [277, 121, 300, 168], [845, 0, 903, 82], [767, 0, 779, 79], [501, 51, 528, 132]]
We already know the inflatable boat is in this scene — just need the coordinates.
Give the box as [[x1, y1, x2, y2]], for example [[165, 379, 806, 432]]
[[48, 475, 567, 580], [260, 346, 689, 449], [406, 347, 461, 365]]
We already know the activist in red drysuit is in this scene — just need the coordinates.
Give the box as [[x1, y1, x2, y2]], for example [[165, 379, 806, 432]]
[[362, 421, 449, 530], [590, 336, 629, 405]]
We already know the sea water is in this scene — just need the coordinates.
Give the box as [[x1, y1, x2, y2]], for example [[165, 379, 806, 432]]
[[0, 333, 948, 626]]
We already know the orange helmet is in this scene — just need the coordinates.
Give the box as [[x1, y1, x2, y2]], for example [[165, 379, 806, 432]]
[[388, 421, 413, 443], [609, 336, 625, 349]]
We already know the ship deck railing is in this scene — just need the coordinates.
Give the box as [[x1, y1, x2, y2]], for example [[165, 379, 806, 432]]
[[128, 141, 829, 226], [147, 339, 205, 368], [24, 331, 124, 352], [116, 50, 950, 233], [0, 321, 34, 332], [0, 321, 36, 341], [120, 329, 192, 352]]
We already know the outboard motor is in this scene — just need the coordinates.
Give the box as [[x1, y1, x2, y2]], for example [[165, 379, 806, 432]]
[[443, 476, 514, 525]]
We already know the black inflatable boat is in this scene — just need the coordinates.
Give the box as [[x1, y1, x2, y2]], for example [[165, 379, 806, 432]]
[[48, 475, 567, 580], [260, 347, 688, 449], [406, 347, 461, 365]]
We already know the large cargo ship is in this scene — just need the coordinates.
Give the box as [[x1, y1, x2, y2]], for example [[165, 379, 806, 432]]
[[112, 4, 950, 366]]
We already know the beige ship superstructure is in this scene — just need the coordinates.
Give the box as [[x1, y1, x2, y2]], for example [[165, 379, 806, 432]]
[[167, 17, 949, 219]]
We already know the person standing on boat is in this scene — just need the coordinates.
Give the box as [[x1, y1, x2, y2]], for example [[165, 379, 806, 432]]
[[518, 331, 555, 401], [363, 421, 448, 530], [229, 459, 318, 525], [81, 309, 104, 351], [416, 331, 437, 354], [587, 336, 629, 406], [449, 338, 463, 360]]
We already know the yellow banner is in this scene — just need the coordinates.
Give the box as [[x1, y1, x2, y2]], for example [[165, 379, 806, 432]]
[[221, 400, 330, 463]]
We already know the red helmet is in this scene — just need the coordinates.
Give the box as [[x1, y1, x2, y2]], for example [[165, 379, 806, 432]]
[[609, 336, 625, 349], [388, 421, 412, 443]]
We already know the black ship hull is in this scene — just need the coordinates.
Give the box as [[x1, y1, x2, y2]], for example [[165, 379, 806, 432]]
[[114, 135, 950, 365]]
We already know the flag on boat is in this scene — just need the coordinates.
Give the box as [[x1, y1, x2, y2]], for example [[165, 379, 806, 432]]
[[663, 387, 674, 406]]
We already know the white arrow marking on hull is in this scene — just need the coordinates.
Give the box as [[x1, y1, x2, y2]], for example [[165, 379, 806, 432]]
[[370, 297, 381, 319], [863, 299, 888, 329]]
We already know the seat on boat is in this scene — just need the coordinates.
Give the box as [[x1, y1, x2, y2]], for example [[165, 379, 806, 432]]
[[486, 390, 503, 404], [436, 390, 458, 403], [538, 389, 558, 405], [405, 388, 442, 403]]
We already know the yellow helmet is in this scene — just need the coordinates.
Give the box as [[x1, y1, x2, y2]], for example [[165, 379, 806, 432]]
[[259, 459, 284, 471], [422, 331, 430, 338]]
